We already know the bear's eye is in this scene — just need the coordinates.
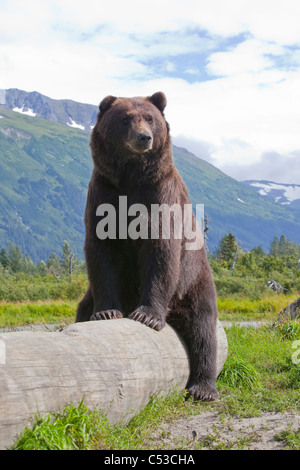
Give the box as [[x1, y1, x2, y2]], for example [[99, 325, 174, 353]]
[[146, 115, 153, 123], [122, 115, 131, 124]]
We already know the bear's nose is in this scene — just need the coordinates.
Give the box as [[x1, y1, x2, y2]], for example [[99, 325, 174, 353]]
[[137, 133, 152, 143]]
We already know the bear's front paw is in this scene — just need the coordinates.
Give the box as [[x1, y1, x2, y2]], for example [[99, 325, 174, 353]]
[[187, 383, 219, 402], [129, 306, 166, 331], [90, 310, 123, 321]]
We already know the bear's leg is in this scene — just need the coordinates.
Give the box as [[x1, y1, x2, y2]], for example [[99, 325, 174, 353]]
[[167, 299, 219, 401], [76, 286, 123, 322], [76, 286, 94, 322], [84, 240, 124, 321], [129, 241, 181, 331]]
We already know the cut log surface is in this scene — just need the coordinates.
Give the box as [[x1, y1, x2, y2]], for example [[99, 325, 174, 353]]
[[0, 319, 227, 449]]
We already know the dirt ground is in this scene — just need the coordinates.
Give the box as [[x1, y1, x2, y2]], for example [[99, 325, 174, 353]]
[[150, 412, 300, 450]]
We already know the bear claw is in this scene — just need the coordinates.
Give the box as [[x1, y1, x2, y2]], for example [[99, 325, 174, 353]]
[[129, 307, 165, 331], [90, 310, 123, 321], [187, 384, 219, 402]]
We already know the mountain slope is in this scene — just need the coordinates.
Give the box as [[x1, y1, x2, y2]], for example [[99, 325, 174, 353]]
[[173, 147, 300, 251], [0, 99, 299, 261], [0, 105, 91, 261]]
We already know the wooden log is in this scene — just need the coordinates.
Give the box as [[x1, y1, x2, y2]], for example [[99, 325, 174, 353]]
[[0, 319, 227, 450]]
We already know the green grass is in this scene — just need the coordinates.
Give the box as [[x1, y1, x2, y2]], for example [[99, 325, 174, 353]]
[[0, 300, 77, 328], [216, 293, 297, 322], [0, 290, 295, 329], [11, 399, 108, 450], [10, 323, 300, 450], [11, 390, 188, 451], [275, 427, 300, 450], [217, 355, 262, 390]]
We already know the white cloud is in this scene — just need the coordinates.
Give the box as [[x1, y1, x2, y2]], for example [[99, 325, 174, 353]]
[[180, 0, 300, 44], [32, 0, 300, 44], [38, 0, 191, 35], [166, 61, 176, 72], [206, 39, 284, 76], [220, 151, 300, 184]]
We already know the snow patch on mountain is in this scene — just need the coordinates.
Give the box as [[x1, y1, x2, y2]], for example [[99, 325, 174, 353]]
[[3, 88, 98, 132], [243, 180, 300, 206], [67, 119, 85, 130], [13, 107, 36, 117]]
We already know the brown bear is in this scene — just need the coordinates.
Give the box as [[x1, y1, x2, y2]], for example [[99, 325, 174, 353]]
[[76, 92, 219, 401]]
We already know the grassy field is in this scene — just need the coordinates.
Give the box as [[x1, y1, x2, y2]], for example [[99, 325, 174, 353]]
[[10, 323, 300, 450], [2, 274, 300, 450], [216, 293, 297, 322], [0, 300, 77, 329], [0, 292, 296, 329]]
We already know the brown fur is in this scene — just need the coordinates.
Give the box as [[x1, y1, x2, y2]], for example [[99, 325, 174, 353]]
[[76, 92, 219, 400]]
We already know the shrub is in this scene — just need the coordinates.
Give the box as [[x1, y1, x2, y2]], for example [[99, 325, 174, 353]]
[[218, 355, 261, 390]]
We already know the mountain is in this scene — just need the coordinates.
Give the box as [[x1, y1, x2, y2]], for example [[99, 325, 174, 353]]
[[175, 147, 300, 251], [0, 89, 299, 262], [1, 88, 98, 131], [242, 180, 300, 209], [0, 104, 91, 262]]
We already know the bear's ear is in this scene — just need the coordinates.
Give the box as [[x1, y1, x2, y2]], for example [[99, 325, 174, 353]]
[[99, 95, 117, 113], [148, 92, 167, 113]]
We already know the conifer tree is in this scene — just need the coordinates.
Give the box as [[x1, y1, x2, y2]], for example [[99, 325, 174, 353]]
[[61, 241, 73, 275], [0, 248, 9, 269], [217, 232, 237, 262]]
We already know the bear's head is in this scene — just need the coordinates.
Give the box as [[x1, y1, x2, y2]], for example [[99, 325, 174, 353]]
[[92, 92, 169, 159]]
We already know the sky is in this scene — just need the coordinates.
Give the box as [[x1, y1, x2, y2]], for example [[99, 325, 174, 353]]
[[1, 0, 300, 183]]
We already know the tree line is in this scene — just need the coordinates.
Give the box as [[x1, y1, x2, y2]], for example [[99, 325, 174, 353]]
[[0, 241, 85, 277], [216, 233, 300, 266], [0, 233, 299, 283], [212, 232, 300, 296]]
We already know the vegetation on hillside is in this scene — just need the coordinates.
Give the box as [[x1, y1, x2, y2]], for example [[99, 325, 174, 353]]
[[0, 105, 91, 262]]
